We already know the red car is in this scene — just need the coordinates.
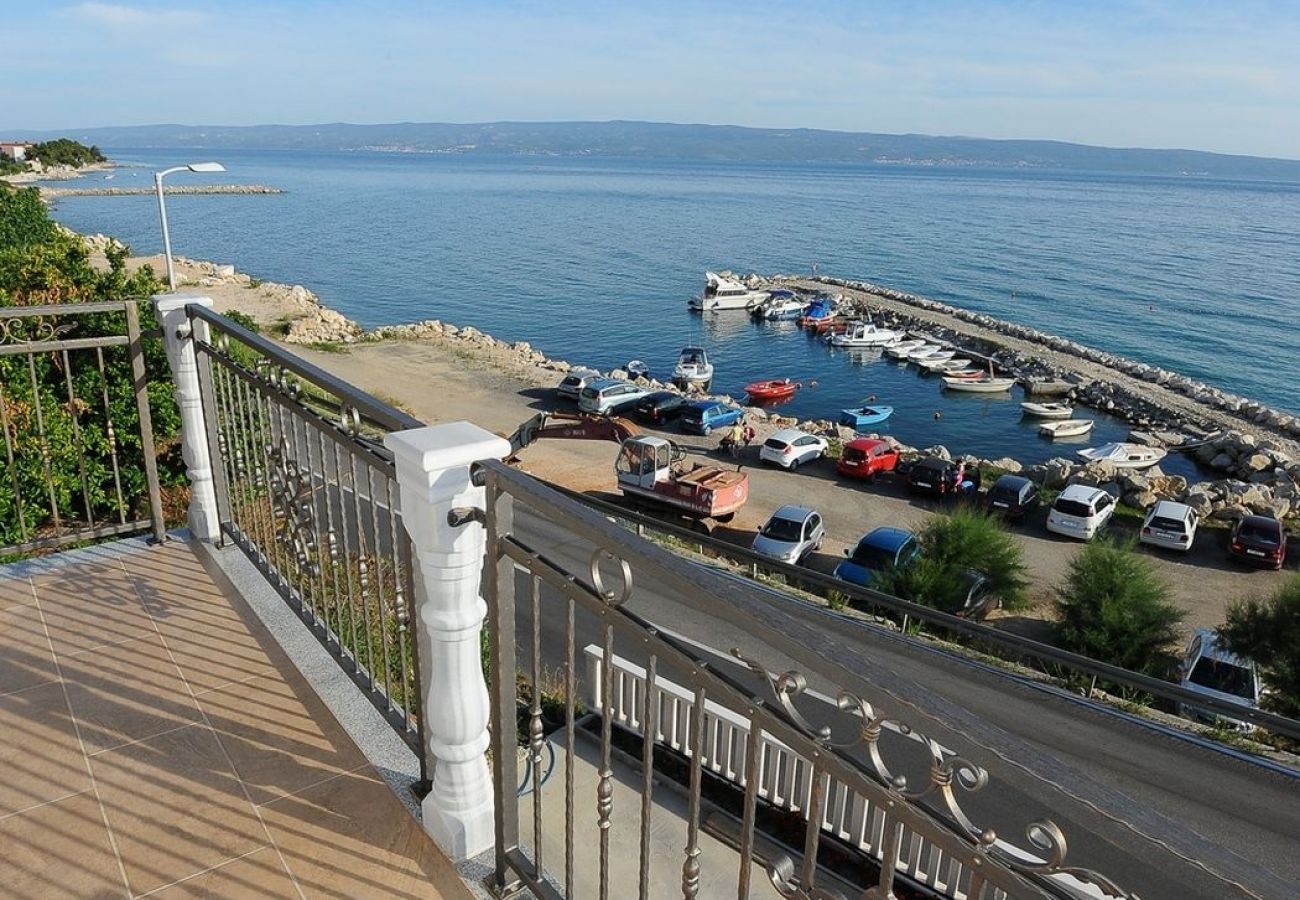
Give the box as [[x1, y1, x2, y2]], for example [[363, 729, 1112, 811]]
[[836, 438, 900, 481]]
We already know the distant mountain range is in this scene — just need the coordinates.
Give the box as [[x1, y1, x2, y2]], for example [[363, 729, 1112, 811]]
[[6, 120, 1300, 179]]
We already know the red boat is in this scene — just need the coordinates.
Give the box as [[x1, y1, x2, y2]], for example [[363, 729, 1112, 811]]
[[745, 378, 801, 402]]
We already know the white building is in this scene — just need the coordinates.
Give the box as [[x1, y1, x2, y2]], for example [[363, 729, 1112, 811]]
[[0, 141, 32, 161]]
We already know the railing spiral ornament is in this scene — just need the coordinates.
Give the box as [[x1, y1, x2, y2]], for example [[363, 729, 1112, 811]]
[[268, 437, 320, 578], [767, 854, 850, 899], [589, 548, 633, 607], [0, 315, 75, 345], [338, 404, 361, 438]]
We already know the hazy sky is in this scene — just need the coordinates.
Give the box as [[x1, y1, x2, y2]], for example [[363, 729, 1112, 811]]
[[4, 0, 1299, 158]]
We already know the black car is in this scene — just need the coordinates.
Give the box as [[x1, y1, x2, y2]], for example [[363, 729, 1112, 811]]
[[1228, 515, 1287, 570], [632, 391, 689, 425], [982, 474, 1041, 522], [906, 457, 981, 499]]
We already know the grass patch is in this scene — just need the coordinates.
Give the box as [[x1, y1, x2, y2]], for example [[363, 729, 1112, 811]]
[[304, 341, 348, 354]]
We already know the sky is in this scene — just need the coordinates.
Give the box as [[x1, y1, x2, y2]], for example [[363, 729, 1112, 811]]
[[2, 0, 1299, 158]]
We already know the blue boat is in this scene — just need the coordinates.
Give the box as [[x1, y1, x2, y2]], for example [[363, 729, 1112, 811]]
[[839, 405, 894, 428], [800, 294, 836, 322]]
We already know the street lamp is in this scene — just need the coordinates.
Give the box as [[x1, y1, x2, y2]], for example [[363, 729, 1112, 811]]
[[154, 161, 225, 290]]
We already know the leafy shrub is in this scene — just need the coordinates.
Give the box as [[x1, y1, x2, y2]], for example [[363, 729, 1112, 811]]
[[223, 309, 261, 333], [0, 187, 58, 250], [1218, 574, 1300, 717], [1054, 537, 1183, 675], [28, 139, 105, 168]]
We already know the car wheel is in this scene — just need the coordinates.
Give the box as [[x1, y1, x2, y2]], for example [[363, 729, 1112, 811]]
[[789, 458, 799, 471], [703, 425, 712, 435]]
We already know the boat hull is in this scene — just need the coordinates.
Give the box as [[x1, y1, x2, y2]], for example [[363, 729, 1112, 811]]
[[1040, 420, 1094, 439], [941, 377, 1015, 392]]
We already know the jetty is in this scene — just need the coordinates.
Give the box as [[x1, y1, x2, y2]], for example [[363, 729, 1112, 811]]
[[39, 184, 283, 198]]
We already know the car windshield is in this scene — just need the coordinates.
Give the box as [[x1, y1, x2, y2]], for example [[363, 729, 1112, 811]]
[[1238, 523, 1281, 545], [764, 438, 790, 451], [1188, 658, 1255, 700], [1149, 516, 1186, 532], [561, 376, 581, 387], [1053, 498, 1094, 518], [849, 542, 895, 570], [762, 517, 804, 542]]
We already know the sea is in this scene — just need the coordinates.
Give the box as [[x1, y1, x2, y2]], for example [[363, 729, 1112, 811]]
[[41, 149, 1300, 481]]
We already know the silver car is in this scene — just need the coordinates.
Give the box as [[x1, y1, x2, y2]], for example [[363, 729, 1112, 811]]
[[751, 505, 825, 564]]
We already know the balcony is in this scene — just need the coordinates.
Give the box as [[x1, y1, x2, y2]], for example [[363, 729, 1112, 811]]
[[2, 296, 1296, 899]]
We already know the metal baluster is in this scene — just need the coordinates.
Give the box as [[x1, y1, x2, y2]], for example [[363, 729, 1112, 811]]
[[799, 764, 826, 893], [565, 594, 576, 899], [209, 349, 241, 533], [485, 475, 521, 896], [349, 452, 379, 685], [385, 476, 414, 718], [28, 353, 61, 534], [682, 684, 705, 900], [332, 441, 362, 671], [124, 302, 165, 543], [320, 434, 345, 652], [529, 575, 545, 879], [59, 349, 94, 526], [876, 812, 902, 898], [0, 386, 28, 543], [240, 371, 274, 569], [638, 651, 659, 900], [366, 464, 395, 705], [737, 714, 763, 899], [598, 623, 615, 900]]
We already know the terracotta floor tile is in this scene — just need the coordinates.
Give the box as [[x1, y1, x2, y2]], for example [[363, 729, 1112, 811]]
[[0, 575, 35, 611], [0, 602, 59, 696], [260, 769, 472, 899], [36, 562, 156, 657], [61, 633, 203, 755], [154, 611, 281, 697], [0, 681, 91, 816], [90, 724, 265, 896], [0, 790, 127, 900], [199, 674, 366, 806], [147, 846, 297, 899]]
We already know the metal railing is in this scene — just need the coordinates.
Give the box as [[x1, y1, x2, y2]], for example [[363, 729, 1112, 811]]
[[187, 304, 427, 770], [0, 301, 165, 556], [481, 460, 1136, 899]]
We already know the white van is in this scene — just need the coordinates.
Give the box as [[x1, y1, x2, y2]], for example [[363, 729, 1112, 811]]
[[1045, 484, 1115, 540]]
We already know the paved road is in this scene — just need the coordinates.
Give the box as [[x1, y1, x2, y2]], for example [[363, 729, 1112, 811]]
[[510, 503, 1298, 900]]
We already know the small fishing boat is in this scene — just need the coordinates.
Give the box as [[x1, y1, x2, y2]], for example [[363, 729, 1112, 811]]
[[1076, 442, 1167, 470], [807, 316, 849, 334], [689, 272, 769, 311], [798, 294, 839, 327], [761, 296, 809, 321], [884, 339, 926, 359], [933, 358, 973, 373], [943, 368, 985, 379], [911, 350, 956, 368], [906, 344, 945, 360], [1021, 401, 1074, 419], [745, 378, 801, 402], [941, 376, 1016, 393], [671, 347, 713, 387], [750, 289, 798, 319], [829, 320, 902, 348], [1039, 419, 1094, 439], [839, 405, 894, 429], [625, 360, 649, 379]]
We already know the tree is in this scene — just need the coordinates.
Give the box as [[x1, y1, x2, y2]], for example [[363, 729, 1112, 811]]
[[1218, 575, 1300, 718], [1054, 537, 1184, 675], [28, 138, 105, 168], [0, 187, 58, 250]]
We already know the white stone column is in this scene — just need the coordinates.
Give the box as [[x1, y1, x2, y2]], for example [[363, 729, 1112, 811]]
[[385, 421, 511, 861], [153, 294, 220, 541]]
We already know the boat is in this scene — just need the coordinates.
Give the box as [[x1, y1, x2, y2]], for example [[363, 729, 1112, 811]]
[[839, 405, 894, 429], [689, 272, 769, 311], [829, 321, 902, 348], [1021, 401, 1073, 419], [943, 368, 985, 379], [884, 339, 926, 359], [749, 289, 796, 319], [906, 344, 945, 360], [625, 360, 649, 379], [745, 378, 800, 402], [934, 358, 973, 373], [798, 294, 839, 327], [941, 376, 1016, 393], [1039, 419, 1094, 439], [1076, 442, 1167, 469], [911, 350, 956, 367], [671, 347, 713, 387], [807, 315, 849, 334], [761, 294, 809, 321]]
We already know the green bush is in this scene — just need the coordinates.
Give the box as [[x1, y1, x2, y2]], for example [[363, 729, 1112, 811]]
[[0, 187, 58, 250], [28, 139, 105, 168], [1054, 537, 1183, 675], [1218, 574, 1300, 718]]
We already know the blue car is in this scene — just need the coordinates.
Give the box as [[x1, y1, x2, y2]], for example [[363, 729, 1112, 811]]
[[680, 400, 744, 435], [834, 527, 920, 586]]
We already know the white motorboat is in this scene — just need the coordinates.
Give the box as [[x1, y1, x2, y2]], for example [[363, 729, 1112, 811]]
[[936, 358, 973, 373], [912, 350, 956, 367], [829, 321, 902, 347], [689, 272, 769, 311], [1076, 442, 1167, 470], [884, 339, 926, 359], [916, 354, 966, 373], [1039, 419, 1094, 439], [761, 296, 809, 320], [906, 344, 944, 361], [1021, 401, 1074, 419], [941, 376, 1016, 393], [671, 346, 714, 386]]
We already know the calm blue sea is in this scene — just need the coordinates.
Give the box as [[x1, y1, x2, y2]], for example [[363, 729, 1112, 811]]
[[43, 149, 1300, 480]]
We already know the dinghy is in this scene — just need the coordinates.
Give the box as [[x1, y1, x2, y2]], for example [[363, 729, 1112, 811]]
[[745, 378, 800, 402], [1076, 442, 1167, 470], [838, 405, 894, 429], [1021, 401, 1074, 419], [940, 376, 1016, 393], [885, 339, 926, 359], [1039, 419, 1094, 439]]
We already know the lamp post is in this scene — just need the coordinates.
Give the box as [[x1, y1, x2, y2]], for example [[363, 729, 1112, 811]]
[[154, 161, 225, 290]]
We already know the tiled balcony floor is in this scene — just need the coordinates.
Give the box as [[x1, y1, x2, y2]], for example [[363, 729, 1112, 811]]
[[0, 538, 471, 899]]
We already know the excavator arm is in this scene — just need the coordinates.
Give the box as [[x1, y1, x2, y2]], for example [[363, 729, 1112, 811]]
[[504, 412, 642, 459]]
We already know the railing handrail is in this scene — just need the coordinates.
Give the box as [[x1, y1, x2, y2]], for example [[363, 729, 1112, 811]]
[[1, 300, 139, 317], [187, 303, 424, 432], [538, 478, 1300, 742]]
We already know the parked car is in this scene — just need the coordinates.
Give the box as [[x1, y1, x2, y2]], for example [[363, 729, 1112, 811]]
[[578, 379, 651, 416], [633, 391, 689, 426], [759, 429, 829, 470], [751, 505, 825, 564], [1139, 500, 1199, 552], [834, 527, 919, 587], [679, 400, 744, 435], [948, 569, 999, 620], [1228, 515, 1288, 569], [906, 457, 981, 499], [1045, 484, 1115, 540], [1177, 628, 1263, 733], [556, 367, 602, 402], [982, 474, 1041, 522], [836, 437, 900, 481]]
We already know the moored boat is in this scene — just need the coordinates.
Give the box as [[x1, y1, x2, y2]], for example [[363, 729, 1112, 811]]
[[1021, 401, 1074, 419], [906, 344, 945, 360], [839, 405, 894, 428], [798, 294, 840, 327], [689, 272, 769, 311], [1076, 441, 1167, 469], [943, 368, 985, 379], [1039, 419, 1094, 439], [941, 376, 1016, 393], [884, 339, 926, 359], [671, 347, 713, 387], [933, 358, 973, 373], [911, 350, 956, 368], [745, 378, 801, 402], [829, 320, 902, 348]]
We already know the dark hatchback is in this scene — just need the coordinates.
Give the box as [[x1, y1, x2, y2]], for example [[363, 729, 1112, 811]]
[[633, 391, 689, 426], [944, 569, 999, 620], [982, 474, 1041, 522], [1228, 515, 1288, 569], [906, 457, 981, 499]]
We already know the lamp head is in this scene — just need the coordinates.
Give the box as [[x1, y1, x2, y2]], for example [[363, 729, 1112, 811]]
[[186, 162, 225, 173]]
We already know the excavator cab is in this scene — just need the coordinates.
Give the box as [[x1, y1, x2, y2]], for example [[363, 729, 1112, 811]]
[[614, 436, 673, 492]]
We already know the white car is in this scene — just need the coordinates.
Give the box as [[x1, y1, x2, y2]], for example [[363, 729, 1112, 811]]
[[1178, 628, 1263, 733], [1045, 484, 1115, 540], [1140, 500, 1199, 552], [751, 505, 825, 564], [759, 429, 828, 471], [578, 379, 651, 416], [556, 367, 602, 401]]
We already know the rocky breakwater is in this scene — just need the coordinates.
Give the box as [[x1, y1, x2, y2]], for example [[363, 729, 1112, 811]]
[[41, 184, 283, 198]]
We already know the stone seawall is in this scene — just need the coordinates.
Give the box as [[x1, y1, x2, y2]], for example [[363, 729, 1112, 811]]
[[41, 185, 283, 198]]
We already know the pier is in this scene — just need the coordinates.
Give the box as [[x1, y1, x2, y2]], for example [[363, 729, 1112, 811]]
[[39, 184, 283, 198]]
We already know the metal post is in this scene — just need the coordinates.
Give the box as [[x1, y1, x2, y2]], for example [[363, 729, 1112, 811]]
[[155, 172, 176, 291], [384, 421, 511, 861], [124, 301, 167, 543], [153, 294, 220, 541]]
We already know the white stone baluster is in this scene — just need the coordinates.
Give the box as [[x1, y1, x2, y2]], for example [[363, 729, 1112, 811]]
[[385, 422, 510, 860], [154, 294, 220, 541]]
